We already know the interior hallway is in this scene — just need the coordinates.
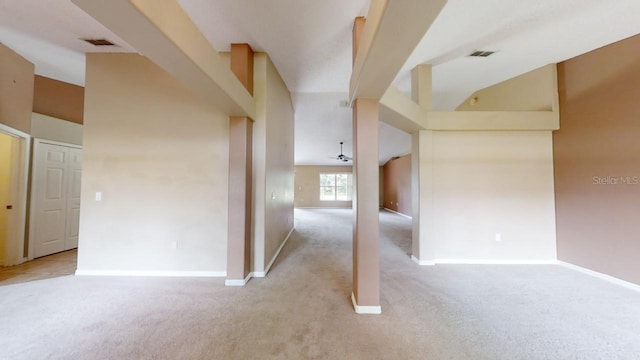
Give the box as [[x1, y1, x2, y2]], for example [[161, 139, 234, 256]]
[[1, 209, 639, 359]]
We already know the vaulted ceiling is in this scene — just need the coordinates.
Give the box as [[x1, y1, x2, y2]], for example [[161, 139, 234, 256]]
[[2, 0, 640, 165]]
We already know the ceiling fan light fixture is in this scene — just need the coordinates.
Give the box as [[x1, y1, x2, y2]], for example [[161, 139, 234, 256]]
[[335, 141, 352, 162]]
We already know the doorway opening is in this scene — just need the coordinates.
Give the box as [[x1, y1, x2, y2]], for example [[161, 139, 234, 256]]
[[0, 124, 30, 267]]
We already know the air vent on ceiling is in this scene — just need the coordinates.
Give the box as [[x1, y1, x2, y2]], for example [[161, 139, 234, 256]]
[[468, 50, 496, 57], [82, 38, 117, 46]]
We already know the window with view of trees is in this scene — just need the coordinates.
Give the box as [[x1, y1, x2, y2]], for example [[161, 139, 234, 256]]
[[320, 173, 352, 201]]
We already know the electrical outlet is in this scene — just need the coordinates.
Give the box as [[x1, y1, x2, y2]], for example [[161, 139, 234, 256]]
[[495, 233, 502, 242]]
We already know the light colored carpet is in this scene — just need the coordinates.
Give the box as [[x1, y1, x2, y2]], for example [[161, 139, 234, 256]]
[[1, 208, 639, 359]]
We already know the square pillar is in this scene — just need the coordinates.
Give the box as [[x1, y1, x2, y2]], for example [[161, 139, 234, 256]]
[[226, 43, 254, 286], [411, 64, 436, 266], [226, 116, 253, 286], [411, 130, 436, 265], [351, 98, 381, 314]]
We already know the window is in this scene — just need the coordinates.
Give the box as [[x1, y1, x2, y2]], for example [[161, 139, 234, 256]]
[[320, 173, 352, 201]]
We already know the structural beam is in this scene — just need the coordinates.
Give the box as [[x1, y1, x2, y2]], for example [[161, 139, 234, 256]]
[[350, 0, 447, 102], [230, 44, 254, 96], [379, 86, 428, 133], [72, 0, 256, 119], [412, 65, 433, 110], [426, 111, 559, 131]]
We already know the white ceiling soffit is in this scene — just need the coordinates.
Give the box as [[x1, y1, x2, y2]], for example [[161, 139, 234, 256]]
[[394, 0, 640, 110], [178, 0, 370, 93], [0, 0, 136, 85]]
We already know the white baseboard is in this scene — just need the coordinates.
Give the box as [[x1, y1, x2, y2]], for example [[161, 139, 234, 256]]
[[351, 293, 382, 315], [75, 270, 227, 277], [225, 273, 252, 287], [295, 207, 352, 209], [411, 255, 435, 266], [434, 259, 558, 265], [558, 261, 640, 292], [253, 226, 295, 278], [411, 256, 558, 266], [383, 208, 412, 219]]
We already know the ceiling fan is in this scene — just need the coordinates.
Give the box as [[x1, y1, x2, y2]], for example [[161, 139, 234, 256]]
[[334, 142, 352, 162]]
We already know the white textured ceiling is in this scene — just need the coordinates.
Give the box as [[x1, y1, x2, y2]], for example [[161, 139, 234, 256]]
[[2, 0, 640, 165], [0, 0, 135, 85], [395, 0, 640, 110], [292, 92, 411, 166], [178, 0, 370, 93]]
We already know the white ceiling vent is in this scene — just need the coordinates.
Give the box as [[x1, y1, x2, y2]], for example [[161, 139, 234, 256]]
[[468, 50, 496, 57]]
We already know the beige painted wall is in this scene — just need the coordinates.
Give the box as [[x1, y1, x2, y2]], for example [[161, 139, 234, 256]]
[[31, 113, 83, 145], [251, 53, 295, 272], [0, 133, 12, 264], [77, 54, 229, 273], [263, 55, 295, 267], [457, 65, 556, 111], [431, 131, 557, 261], [0, 44, 34, 134], [555, 34, 640, 285], [33, 75, 85, 125], [382, 155, 411, 216], [294, 166, 353, 208]]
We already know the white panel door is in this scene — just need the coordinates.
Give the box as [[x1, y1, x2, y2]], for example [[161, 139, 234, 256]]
[[64, 148, 82, 250], [32, 141, 83, 258], [33, 143, 68, 257]]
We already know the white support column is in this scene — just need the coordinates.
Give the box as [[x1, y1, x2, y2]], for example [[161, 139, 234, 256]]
[[411, 64, 436, 265], [411, 130, 436, 265]]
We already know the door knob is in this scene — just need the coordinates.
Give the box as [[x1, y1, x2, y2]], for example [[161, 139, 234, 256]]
[[6, 205, 12, 210]]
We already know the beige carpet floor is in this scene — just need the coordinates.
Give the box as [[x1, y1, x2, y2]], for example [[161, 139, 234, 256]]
[[1, 208, 640, 359]]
